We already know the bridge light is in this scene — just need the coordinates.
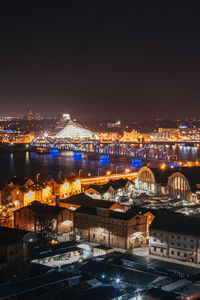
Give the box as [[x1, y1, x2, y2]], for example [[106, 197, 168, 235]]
[[161, 163, 166, 169], [125, 168, 130, 174], [106, 171, 111, 176]]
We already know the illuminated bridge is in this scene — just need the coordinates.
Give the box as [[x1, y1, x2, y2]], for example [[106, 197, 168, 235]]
[[31, 138, 176, 162]]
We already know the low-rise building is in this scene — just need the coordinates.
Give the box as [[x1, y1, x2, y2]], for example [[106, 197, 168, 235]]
[[47, 177, 81, 199], [84, 179, 134, 200], [74, 206, 154, 249], [14, 201, 73, 233], [0, 226, 38, 266], [135, 166, 200, 202], [93, 244, 114, 256], [31, 241, 83, 266], [149, 210, 200, 263], [59, 193, 125, 212]]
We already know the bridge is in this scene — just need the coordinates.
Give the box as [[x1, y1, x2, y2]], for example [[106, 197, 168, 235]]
[[31, 138, 176, 163]]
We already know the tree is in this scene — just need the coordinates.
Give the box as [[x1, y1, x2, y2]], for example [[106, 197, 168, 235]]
[[36, 214, 57, 246]]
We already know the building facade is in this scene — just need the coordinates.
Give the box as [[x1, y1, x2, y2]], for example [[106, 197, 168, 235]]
[[149, 211, 200, 263], [14, 201, 73, 233], [135, 166, 200, 201], [74, 206, 154, 249]]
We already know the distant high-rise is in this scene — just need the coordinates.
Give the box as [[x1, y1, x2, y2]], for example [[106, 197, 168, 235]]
[[27, 108, 34, 121], [35, 112, 41, 121]]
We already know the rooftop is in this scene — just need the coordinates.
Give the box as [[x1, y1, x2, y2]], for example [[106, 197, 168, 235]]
[[60, 193, 120, 209], [150, 210, 200, 237], [18, 201, 65, 216]]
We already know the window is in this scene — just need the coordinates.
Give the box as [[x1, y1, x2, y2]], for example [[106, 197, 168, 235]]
[[171, 235, 174, 238], [161, 248, 163, 253], [184, 253, 187, 257], [177, 252, 180, 256], [154, 247, 156, 252], [171, 250, 174, 255], [171, 242, 174, 245], [161, 240, 163, 243], [191, 246, 194, 249], [93, 234, 95, 239], [177, 243, 180, 247], [184, 237, 186, 241], [177, 237, 180, 240], [160, 233, 163, 236], [191, 239, 194, 242], [153, 239, 156, 242], [154, 232, 157, 236]]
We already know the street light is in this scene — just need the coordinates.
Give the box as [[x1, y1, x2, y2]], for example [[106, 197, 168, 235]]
[[106, 171, 111, 176], [36, 173, 40, 182], [97, 167, 101, 177], [79, 169, 83, 178], [125, 168, 130, 174], [115, 277, 120, 283], [116, 166, 119, 174]]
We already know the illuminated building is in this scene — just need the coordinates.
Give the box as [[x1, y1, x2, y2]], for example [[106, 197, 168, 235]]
[[35, 112, 41, 121], [97, 132, 119, 142], [107, 120, 121, 128], [55, 114, 96, 139], [23, 190, 35, 206], [73, 204, 153, 249], [151, 127, 200, 141], [136, 166, 200, 202], [149, 211, 200, 263], [14, 201, 73, 233], [27, 108, 34, 121], [84, 179, 134, 201], [31, 242, 83, 266], [121, 129, 142, 142], [48, 178, 81, 200], [93, 244, 114, 256]]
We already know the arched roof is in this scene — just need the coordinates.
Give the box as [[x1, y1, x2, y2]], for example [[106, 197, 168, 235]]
[[167, 172, 190, 191], [138, 166, 200, 192], [137, 166, 156, 184]]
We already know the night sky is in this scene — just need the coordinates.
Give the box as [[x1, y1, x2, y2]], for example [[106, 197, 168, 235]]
[[1, 2, 200, 120]]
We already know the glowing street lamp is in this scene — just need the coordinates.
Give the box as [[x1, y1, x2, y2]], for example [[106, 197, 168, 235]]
[[106, 171, 111, 176], [79, 169, 83, 177], [125, 168, 130, 174], [115, 277, 120, 283]]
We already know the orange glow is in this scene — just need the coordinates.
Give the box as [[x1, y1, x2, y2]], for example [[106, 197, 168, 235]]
[[161, 163, 166, 169], [24, 191, 35, 205]]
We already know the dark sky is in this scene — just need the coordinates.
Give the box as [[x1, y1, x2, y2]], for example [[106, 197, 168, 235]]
[[1, 1, 200, 120]]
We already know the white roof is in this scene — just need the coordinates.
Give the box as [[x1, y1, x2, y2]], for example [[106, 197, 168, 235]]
[[55, 119, 94, 139]]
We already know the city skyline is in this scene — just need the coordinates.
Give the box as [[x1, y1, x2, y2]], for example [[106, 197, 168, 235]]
[[1, 2, 200, 119]]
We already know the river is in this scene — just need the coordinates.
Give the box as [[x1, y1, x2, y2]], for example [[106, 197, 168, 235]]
[[0, 145, 199, 184]]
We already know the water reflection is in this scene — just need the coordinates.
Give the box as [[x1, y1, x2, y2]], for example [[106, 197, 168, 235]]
[[0, 145, 199, 184]]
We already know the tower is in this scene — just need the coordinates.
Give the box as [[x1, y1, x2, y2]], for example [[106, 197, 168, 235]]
[[27, 108, 34, 121]]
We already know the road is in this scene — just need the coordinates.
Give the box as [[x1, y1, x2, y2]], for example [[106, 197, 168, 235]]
[[81, 172, 138, 185]]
